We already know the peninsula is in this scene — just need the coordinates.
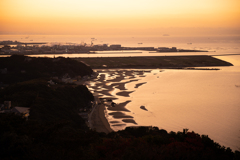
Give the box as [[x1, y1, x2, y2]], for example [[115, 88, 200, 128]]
[[74, 55, 233, 69]]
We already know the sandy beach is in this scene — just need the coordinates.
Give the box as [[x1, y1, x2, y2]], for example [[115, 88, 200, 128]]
[[90, 103, 113, 133]]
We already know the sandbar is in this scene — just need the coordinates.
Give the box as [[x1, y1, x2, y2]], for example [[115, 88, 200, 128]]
[[122, 119, 138, 124], [88, 69, 149, 133], [116, 91, 134, 97]]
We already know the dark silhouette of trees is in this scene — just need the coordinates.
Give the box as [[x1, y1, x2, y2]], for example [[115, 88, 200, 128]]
[[0, 55, 93, 84], [1, 116, 239, 160]]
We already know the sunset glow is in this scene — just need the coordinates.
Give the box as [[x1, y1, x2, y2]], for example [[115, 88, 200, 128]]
[[1, 0, 240, 35]]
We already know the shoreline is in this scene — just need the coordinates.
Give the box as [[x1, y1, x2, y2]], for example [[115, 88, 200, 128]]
[[87, 69, 151, 133], [86, 61, 234, 133], [86, 65, 240, 152], [89, 102, 113, 134]]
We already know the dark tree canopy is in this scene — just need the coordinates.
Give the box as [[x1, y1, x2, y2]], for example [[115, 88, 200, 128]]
[[0, 55, 93, 84]]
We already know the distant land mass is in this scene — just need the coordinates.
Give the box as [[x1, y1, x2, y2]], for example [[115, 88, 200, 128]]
[[0, 40, 208, 55], [74, 56, 233, 69]]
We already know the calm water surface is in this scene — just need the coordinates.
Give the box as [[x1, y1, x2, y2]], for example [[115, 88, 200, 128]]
[[95, 54, 240, 151], [124, 64, 240, 151]]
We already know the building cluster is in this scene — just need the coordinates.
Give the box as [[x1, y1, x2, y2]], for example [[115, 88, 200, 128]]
[[0, 41, 122, 54], [46, 71, 99, 86], [0, 42, 123, 54], [0, 40, 208, 55], [0, 101, 30, 119], [0, 40, 190, 55], [158, 47, 177, 52]]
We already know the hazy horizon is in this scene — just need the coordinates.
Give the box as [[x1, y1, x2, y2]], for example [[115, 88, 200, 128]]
[[1, 0, 240, 36]]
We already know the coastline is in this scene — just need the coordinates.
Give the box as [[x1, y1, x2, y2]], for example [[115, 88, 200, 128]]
[[86, 69, 152, 133], [89, 102, 113, 134], [84, 58, 240, 151]]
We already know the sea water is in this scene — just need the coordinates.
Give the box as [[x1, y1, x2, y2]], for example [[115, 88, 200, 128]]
[[123, 59, 240, 151], [97, 56, 240, 151], [1, 35, 240, 151]]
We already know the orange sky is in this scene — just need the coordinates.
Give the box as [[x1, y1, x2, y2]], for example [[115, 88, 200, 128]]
[[0, 0, 240, 35]]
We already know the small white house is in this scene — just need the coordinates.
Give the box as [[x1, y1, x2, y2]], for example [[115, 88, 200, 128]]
[[11, 107, 30, 119]]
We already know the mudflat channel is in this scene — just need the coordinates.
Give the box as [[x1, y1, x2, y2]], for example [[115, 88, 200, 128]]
[[74, 55, 233, 69]]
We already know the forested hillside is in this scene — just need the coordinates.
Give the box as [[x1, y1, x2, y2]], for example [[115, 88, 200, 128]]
[[0, 55, 93, 84], [0, 79, 94, 129], [0, 116, 239, 160], [0, 55, 94, 128]]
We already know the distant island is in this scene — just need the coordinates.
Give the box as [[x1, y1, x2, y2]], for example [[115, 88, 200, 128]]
[[0, 40, 208, 55]]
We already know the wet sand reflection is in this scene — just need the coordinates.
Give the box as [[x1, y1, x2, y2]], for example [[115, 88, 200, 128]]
[[85, 69, 157, 129]]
